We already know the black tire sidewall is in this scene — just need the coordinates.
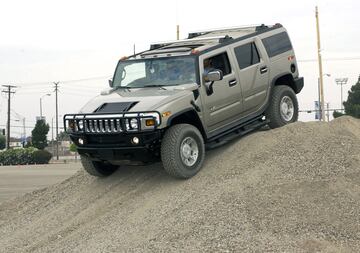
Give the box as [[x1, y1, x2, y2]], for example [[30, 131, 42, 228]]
[[174, 127, 204, 175], [81, 155, 118, 177], [277, 88, 298, 124], [267, 86, 298, 128], [161, 124, 205, 179], [93, 161, 118, 176]]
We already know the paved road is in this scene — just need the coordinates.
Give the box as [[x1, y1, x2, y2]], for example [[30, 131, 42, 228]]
[[0, 163, 80, 203]]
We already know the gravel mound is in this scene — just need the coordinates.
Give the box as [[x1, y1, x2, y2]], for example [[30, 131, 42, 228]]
[[0, 116, 359, 252]]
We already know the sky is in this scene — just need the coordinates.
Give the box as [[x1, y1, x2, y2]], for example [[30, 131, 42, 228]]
[[0, 0, 359, 138]]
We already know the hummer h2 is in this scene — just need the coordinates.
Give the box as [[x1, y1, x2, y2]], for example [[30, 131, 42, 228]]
[[64, 24, 304, 179]]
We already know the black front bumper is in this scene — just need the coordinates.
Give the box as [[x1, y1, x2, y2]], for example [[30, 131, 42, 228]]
[[70, 131, 162, 162]]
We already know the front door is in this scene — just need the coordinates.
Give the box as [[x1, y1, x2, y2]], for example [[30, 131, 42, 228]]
[[200, 49, 242, 132]]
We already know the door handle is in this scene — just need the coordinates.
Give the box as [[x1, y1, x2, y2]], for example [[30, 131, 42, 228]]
[[260, 66, 268, 74], [228, 79, 237, 87]]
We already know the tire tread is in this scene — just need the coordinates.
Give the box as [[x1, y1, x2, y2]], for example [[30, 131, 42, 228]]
[[161, 124, 204, 179]]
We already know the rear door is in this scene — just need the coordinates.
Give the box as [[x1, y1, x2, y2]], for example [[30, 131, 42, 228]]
[[200, 49, 243, 132], [229, 38, 270, 113]]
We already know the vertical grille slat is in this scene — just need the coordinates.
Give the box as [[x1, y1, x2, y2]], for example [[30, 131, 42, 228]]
[[104, 120, 110, 133], [96, 120, 101, 133], [89, 120, 94, 133], [116, 119, 121, 132], [110, 119, 115, 132]]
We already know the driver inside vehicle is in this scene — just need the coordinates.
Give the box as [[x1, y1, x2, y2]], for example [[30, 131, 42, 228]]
[[203, 58, 214, 82]]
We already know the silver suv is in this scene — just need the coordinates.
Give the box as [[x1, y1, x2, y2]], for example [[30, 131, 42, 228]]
[[64, 24, 304, 179]]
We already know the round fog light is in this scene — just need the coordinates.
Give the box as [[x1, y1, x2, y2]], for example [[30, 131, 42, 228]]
[[78, 138, 84, 145], [131, 137, 139, 145]]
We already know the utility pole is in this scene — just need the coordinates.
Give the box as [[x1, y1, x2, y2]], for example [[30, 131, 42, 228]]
[[176, 25, 180, 40], [54, 82, 60, 160], [52, 117, 54, 156], [315, 6, 325, 121], [335, 78, 348, 111], [1, 85, 17, 149], [176, 0, 179, 40], [22, 118, 26, 147], [326, 103, 330, 122]]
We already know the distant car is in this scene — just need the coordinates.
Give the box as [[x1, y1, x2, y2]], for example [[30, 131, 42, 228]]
[[64, 24, 304, 179]]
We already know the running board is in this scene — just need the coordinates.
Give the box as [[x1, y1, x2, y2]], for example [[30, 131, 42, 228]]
[[206, 117, 268, 150]]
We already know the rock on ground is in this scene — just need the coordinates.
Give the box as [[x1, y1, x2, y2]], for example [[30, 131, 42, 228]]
[[0, 116, 359, 252]]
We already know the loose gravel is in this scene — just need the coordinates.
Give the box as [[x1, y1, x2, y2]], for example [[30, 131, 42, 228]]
[[0, 116, 359, 252]]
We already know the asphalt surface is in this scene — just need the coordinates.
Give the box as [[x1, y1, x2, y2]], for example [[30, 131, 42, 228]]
[[0, 163, 80, 203]]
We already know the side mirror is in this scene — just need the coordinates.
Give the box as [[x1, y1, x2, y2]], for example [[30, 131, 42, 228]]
[[203, 69, 223, 95], [108, 79, 113, 87], [204, 70, 223, 82]]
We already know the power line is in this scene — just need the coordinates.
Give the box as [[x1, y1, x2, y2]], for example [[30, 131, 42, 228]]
[[0, 124, 64, 129], [298, 56, 360, 63], [12, 75, 111, 87]]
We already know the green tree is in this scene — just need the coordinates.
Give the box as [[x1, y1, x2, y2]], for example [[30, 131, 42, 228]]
[[333, 110, 344, 118], [69, 143, 77, 152], [31, 120, 50, 150], [0, 134, 5, 150], [343, 75, 360, 118], [334, 75, 360, 119]]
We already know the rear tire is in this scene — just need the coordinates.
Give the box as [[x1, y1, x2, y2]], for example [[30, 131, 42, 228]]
[[161, 124, 205, 179], [80, 155, 118, 177], [266, 85, 298, 129]]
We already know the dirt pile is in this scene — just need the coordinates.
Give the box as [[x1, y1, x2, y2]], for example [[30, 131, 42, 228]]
[[0, 116, 359, 252]]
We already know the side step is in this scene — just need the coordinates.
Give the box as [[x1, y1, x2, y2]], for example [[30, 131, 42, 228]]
[[206, 117, 268, 150]]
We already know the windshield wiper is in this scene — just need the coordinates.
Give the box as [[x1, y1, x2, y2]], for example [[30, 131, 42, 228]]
[[113, 86, 131, 92], [144, 85, 166, 90]]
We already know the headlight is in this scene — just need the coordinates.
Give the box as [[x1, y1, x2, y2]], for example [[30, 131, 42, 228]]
[[130, 118, 138, 129], [78, 120, 84, 130], [67, 120, 76, 131]]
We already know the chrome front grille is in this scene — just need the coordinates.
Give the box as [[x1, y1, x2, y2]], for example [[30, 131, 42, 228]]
[[64, 112, 161, 134], [85, 119, 123, 133]]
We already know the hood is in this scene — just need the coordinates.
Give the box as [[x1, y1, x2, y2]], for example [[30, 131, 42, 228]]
[[79, 83, 198, 113]]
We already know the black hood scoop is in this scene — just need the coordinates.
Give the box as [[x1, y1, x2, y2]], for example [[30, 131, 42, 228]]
[[94, 102, 138, 113]]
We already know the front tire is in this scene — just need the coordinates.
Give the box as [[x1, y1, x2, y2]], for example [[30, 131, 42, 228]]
[[266, 85, 299, 129], [161, 124, 205, 179], [80, 156, 118, 177]]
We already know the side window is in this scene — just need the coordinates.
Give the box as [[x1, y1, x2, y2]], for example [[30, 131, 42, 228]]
[[204, 52, 231, 76], [262, 32, 292, 58], [234, 42, 260, 69]]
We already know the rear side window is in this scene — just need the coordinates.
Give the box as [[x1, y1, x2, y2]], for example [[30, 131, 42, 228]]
[[234, 42, 260, 69], [262, 32, 292, 57], [204, 52, 232, 76]]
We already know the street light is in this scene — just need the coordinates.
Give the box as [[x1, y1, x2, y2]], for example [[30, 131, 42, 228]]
[[335, 78, 348, 111], [40, 94, 51, 120]]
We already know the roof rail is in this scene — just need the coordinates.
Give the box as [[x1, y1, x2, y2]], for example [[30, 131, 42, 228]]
[[187, 24, 279, 39], [188, 24, 263, 38], [150, 35, 229, 50]]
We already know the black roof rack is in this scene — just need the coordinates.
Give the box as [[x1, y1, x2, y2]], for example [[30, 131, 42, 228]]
[[149, 36, 230, 50], [124, 24, 281, 59]]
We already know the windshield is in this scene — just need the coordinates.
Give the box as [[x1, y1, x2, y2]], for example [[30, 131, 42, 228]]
[[112, 57, 197, 88]]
